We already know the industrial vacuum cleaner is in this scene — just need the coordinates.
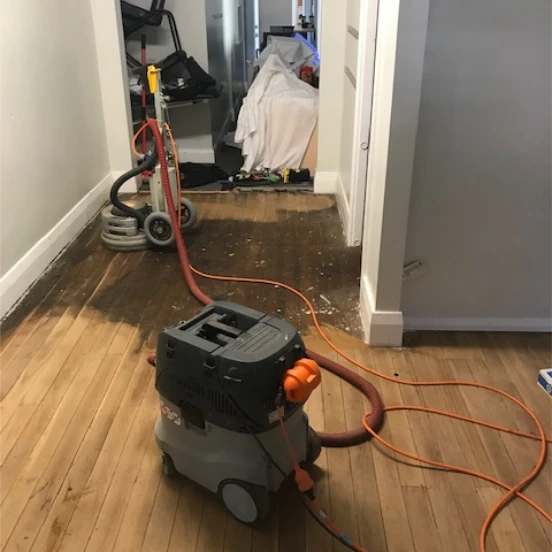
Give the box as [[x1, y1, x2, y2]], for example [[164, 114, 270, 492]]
[[152, 301, 322, 523], [102, 65, 331, 525]]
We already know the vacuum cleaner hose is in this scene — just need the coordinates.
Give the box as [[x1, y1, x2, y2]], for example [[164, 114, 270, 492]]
[[110, 151, 159, 226], [145, 119, 385, 447], [306, 350, 384, 445]]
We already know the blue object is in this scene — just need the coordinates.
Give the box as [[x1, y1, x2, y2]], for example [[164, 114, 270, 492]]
[[293, 32, 320, 68], [537, 369, 552, 398]]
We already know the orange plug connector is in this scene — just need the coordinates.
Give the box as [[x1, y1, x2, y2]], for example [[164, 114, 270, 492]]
[[283, 358, 321, 403], [294, 466, 314, 493]]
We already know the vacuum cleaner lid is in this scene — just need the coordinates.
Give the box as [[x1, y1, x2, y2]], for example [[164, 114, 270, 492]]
[[155, 302, 306, 431], [162, 301, 303, 366]]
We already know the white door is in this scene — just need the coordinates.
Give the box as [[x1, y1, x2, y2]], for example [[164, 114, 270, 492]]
[[336, 0, 378, 247]]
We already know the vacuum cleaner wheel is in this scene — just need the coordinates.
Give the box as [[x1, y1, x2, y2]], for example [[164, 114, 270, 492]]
[[306, 426, 322, 465], [179, 197, 197, 231], [220, 480, 270, 524], [161, 452, 176, 476], [144, 212, 175, 246]]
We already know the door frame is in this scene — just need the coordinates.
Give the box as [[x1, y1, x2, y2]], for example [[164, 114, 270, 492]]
[[337, 0, 379, 247], [359, 0, 431, 344], [243, 0, 260, 63]]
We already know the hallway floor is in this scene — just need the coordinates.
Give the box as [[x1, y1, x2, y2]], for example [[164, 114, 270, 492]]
[[1, 192, 551, 552]]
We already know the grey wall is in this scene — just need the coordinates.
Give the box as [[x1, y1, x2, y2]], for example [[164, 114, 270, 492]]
[[259, 0, 294, 35], [206, 0, 246, 147], [206, 0, 228, 148], [402, 0, 552, 327]]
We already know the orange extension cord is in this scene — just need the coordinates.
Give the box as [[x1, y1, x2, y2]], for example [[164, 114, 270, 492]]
[[141, 120, 551, 552], [189, 266, 551, 552]]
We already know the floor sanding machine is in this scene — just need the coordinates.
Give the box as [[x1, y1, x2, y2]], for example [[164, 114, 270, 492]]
[[101, 65, 197, 252]]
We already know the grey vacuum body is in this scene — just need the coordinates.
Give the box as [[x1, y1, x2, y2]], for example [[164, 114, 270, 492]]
[[154, 301, 321, 523]]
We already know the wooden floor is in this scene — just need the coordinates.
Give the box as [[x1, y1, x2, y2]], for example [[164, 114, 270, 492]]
[[1, 192, 551, 552]]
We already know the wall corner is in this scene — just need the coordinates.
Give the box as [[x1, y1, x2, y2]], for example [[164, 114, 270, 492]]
[[360, 276, 404, 346], [314, 171, 338, 194]]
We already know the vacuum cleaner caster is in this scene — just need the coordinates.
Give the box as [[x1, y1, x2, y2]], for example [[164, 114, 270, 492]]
[[306, 426, 322, 465], [179, 197, 197, 232], [219, 480, 270, 524], [161, 452, 176, 476], [144, 212, 175, 246]]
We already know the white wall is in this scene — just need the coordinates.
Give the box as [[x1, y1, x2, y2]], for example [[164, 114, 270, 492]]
[[90, 0, 135, 183], [126, 0, 215, 162], [314, 0, 346, 193], [259, 0, 294, 35], [402, 0, 552, 330], [0, 0, 112, 317]]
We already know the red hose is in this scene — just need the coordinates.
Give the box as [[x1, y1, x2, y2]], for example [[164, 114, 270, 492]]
[[146, 119, 385, 447], [307, 350, 384, 445]]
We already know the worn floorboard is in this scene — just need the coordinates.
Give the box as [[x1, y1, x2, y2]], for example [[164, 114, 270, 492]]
[[1, 192, 551, 552]]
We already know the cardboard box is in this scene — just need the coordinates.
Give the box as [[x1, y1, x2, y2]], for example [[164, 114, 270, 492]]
[[301, 121, 318, 174], [537, 369, 552, 398]]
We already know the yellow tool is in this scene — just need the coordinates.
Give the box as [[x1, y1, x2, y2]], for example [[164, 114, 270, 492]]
[[147, 65, 161, 93]]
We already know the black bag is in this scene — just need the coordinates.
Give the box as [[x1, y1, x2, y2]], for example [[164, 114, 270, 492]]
[[158, 51, 217, 101], [179, 163, 229, 188]]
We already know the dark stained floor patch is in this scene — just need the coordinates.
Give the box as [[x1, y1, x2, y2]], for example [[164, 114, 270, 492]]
[[2, 193, 363, 348]]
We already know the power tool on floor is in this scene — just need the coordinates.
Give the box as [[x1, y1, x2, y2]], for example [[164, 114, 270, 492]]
[[152, 301, 322, 523], [101, 65, 197, 252]]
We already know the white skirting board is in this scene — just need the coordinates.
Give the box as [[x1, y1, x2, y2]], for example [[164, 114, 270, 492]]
[[404, 317, 552, 332], [0, 173, 114, 320], [314, 171, 338, 194], [334, 173, 350, 241], [359, 276, 404, 346]]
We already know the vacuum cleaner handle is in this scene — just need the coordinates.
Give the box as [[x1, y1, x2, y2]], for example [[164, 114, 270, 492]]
[[202, 320, 242, 340]]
